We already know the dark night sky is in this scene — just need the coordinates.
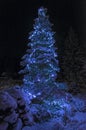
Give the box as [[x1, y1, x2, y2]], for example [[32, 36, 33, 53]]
[[0, 0, 85, 74]]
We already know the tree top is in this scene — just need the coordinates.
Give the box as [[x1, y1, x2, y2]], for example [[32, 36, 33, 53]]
[[38, 7, 47, 17]]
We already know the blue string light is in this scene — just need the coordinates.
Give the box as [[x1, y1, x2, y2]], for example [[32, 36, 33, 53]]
[[19, 7, 60, 94]]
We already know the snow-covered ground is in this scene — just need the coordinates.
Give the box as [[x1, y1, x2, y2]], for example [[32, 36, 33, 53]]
[[20, 84, 86, 130], [0, 83, 86, 130]]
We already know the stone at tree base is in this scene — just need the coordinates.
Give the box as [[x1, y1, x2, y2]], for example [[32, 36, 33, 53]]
[[4, 111, 18, 124], [0, 91, 17, 111], [0, 122, 9, 130], [12, 118, 23, 130]]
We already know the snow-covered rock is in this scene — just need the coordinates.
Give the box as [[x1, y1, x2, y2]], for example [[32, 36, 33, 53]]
[[0, 91, 17, 111]]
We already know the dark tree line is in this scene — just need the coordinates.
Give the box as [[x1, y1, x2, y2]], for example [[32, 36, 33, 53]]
[[60, 27, 86, 90]]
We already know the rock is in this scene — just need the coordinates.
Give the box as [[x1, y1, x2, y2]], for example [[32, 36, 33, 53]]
[[0, 122, 8, 130], [0, 91, 17, 111], [13, 118, 23, 130], [4, 111, 18, 124]]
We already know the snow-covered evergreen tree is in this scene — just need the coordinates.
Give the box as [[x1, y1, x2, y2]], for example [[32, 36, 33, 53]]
[[19, 7, 60, 96], [62, 28, 84, 88]]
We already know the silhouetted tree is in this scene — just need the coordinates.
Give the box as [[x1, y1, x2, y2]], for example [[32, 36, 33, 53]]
[[62, 28, 85, 90]]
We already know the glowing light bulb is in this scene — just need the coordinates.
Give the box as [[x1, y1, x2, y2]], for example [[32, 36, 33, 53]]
[[51, 74, 54, 77], [37, 78, 40, 81]]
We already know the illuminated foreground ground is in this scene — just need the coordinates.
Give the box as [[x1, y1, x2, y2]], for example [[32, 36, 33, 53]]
[[0, 80, 86, 130]]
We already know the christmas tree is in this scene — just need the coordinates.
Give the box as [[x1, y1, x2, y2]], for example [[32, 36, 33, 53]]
[[19, 7, 60, 96]]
